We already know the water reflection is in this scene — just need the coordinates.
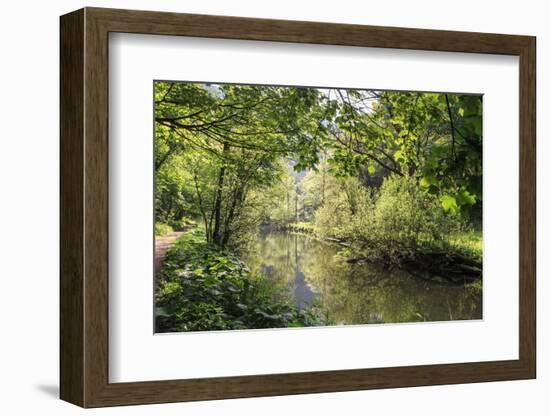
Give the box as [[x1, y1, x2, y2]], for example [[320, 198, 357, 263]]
[[243, 231, 482, 325]]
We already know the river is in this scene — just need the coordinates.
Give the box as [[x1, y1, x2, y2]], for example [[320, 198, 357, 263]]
[[243, 230, 482, 325]]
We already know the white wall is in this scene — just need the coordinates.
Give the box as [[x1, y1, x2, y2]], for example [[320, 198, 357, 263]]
[[0, 0, 545, 414]]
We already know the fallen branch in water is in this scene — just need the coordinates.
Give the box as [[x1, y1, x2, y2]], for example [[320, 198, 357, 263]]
[[347, 250, 481, 285], [324, 237, 352, 247]]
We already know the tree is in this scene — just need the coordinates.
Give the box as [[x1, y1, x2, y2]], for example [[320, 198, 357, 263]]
[[317, 90, 482, 214], [154, 82, 483, 249], [154, 82, 327, 247]]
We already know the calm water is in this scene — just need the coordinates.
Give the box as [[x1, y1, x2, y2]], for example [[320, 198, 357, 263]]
[[243, 231, 482, 325]]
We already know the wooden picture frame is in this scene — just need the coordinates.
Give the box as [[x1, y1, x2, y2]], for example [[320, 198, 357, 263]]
[[60, 7, 536, 408]]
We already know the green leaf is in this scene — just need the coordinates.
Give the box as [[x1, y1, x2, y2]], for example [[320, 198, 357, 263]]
[[367, 163, 376, 175], [456, 189, 477, 206], [440, 195, 459, 213], [419, 174, 438, 189], [254, 308, 279, 320], [393, 149, 405, 163], [427, 185, 438, 195], [204, 275, 219, 286]]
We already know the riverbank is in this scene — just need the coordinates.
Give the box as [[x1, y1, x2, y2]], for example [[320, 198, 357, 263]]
[[270, 221, 482, 284], [155, 229, 327, 332]]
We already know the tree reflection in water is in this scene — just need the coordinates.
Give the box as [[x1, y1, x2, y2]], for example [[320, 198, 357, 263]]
[[243, 231, 482, 325]]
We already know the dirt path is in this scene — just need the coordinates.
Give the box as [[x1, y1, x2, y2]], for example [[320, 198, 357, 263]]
[[155, 231, 185, 273]]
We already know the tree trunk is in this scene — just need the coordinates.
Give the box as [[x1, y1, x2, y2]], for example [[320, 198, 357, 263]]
[[193, 175, 210, 240], [212, 142, 230, 245], [295, 187, 299, 223], [221, 185, 245, 248]]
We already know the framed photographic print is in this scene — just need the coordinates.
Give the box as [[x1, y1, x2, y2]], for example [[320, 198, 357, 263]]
[[60, 7, 536, 408]]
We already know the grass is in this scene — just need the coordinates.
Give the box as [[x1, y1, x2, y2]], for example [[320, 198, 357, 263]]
[[446, 230, 482, 261]]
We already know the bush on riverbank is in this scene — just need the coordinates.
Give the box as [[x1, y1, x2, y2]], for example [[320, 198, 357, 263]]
[[156, 229, 327, 332], [313, 175, 479, 267]]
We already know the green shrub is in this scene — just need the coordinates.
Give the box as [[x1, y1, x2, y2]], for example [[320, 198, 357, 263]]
[[313, 175, 463, 264], [169, 216, 197, 231], [313, 177, 374, 241], [155, 222, 174, 236], [373, 175, 460, 248], [155, 229, 327, 332]]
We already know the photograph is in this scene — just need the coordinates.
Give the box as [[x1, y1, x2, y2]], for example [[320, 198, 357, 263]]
[[50, 4, 537, 410], [153, 81, 483, 333]]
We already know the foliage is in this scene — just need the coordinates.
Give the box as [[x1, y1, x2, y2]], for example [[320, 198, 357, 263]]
[[312, 176, 374, 240], [153, 82, 483, 331], [257, 163, 299, 226], [446, 230, 482, 261], [156, 229, 327, 332], [155, 82, 331, 248], [372, 175, 460, 249], [319, 90, 482, 215], [313, 175, 463, 264], [170, 216, 197, 231], [155, 82, 483, 250], [155, 155, 197, 225], [154, 222, 173, 237]]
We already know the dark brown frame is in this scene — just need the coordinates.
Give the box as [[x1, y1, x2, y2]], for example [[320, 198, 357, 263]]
[[60, 7, 536, 408]]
